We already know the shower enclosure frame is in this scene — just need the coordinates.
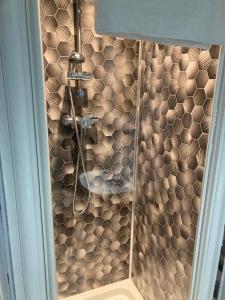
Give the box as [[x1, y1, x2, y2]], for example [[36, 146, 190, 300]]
[[0, 0, 56, 299], [0, 60, 14, 300], [0, 0, 225, 299], [189, 48, 225, 300]]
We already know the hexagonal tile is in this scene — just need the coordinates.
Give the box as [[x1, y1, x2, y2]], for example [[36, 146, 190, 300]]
[[93, 66, 105, 79], [57, 41, 71, 56], [103, 46, 115, 60], [41, 0, 57, 15], [44, 48, 60, 63], [46, 63, 61, 78], [43, 16, 58, 32], [41, 1, 220, 298], [43, 32, 59, 48], [56, 9, 70, 26], [56, 26, 72, 42], [133, 42, 220, 300], [196, 71, 209, 88]]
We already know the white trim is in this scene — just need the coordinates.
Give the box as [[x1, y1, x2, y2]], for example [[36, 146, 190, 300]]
[[0, 0, 56, 299], [0, 50, 25, 300], [190, 46, 225, 300], [59, 279, 143, 300], [25, 0, 57, 298], [0, 134, 14, 299], [0, 56, 13, 300], [0, 159, 16, 300]]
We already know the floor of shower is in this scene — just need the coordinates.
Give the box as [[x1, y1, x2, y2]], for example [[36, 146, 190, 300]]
[[58, 279, 143, 300]]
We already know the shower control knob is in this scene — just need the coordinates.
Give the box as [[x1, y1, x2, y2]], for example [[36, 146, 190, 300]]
[[75, 89, 85, 97], [61, 114, 98, 129], [80, 114, 98, 129]]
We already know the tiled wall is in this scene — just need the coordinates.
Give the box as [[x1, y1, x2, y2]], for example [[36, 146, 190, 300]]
[[40, 1, 221, 299], [40, 0, 139, 297], [132, 42, 220, 300]]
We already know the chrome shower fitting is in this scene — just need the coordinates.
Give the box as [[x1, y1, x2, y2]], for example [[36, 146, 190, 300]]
[[68, 51, 91, 80], [68, 51, 92, 81], [79, 115, 98, 129], [67, 71, 92, 81], [61, 114, 98, 129], [61, 114, 74, 126], [69, 52, 85, 64], [65, 0, 95, 217]]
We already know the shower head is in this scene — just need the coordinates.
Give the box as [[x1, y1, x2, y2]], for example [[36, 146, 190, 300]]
[[69, 52, 85, 64]]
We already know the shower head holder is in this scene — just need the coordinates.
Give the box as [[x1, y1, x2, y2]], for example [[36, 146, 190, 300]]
[[69, 52, 85, 64], [67, 71, 92, 81]]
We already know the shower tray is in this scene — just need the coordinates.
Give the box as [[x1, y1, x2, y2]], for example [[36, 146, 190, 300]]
[[60, 279, 143, 300]]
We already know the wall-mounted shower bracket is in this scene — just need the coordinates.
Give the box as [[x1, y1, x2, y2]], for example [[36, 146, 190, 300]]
[[69, 52, 85, 64], [67, 71, 92, 81]]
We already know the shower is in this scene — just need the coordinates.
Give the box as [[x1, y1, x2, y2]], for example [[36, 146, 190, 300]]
[[62, 0, 95, 216], [40, 0, 221, 299]]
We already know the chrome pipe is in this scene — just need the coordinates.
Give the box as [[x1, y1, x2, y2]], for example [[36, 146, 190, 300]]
[[75, 0, 82, 54]]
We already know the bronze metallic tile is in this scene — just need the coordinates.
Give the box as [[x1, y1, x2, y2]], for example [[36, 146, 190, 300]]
[[132, 42, 220, 300], [40, 0, 139, 297], [43, 16, 58, 32], [43, 32, 59, 48], [41, 0, 57, 15], [55, 9, 70, 26], [40, 1, 220, 299]]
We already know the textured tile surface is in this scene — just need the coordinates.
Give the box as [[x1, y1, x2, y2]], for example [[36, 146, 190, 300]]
[[40, 0, 139, 297], [40, 1, 220, 298], [132, 42, 220, 300]]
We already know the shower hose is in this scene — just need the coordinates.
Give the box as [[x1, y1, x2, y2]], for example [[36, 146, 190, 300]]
[[68, 82, 91, 217]]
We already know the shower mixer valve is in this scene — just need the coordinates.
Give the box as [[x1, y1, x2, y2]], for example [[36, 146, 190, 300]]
[[79, 114, 98, 129], [61, 114, 98, 129], [64, 0, 94, 217]]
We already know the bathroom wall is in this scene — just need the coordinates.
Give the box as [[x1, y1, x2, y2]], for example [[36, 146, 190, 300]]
[[40, 1, 221, 298], [132, 41, 220, 300], [40, 0, 139, 297]]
